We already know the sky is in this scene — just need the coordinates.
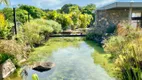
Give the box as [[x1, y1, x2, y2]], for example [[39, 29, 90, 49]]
[[1, 0, 142, 9]]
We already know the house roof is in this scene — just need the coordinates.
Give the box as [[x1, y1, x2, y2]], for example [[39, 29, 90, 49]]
[[97, 2, 142, 10]]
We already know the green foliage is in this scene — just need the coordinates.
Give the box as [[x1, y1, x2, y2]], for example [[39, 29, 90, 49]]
[[79, 14, 93, 28], [70, 12, 81, 30], [104, 24, 142, 80], [46, 10, 58, 20], [69, 5, 81, 13], [56, 14, 73, 30], [0, 13, 12, 39], [82, 4, 96, 14], [2, 8, 13, 22], [32, 74, 39, 80], [2, 8, 32, 23], [19, 4, 46, 19], [0, 53, 13, 64], [16, 9, 30, 23], [61, 4, 81, 13], [17, 19, 52, 46], [46, 20, 62, 33], [17, 19, 61, 47], [46, 11, 73, 30]]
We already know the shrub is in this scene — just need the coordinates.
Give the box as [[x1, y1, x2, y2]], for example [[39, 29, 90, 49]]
[[17, 19, 62, 47], [0, 40, 28, 61], [0, 13, 12, 39], [34, 19, 62, 33], [47, 20, 62, 33]]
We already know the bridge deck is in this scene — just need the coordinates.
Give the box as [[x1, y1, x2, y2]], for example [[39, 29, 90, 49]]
[[50, 34, 86, 37]]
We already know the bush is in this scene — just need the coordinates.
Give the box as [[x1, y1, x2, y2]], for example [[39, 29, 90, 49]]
[[0, 40, 28, 61], [104, 24, 142, 80], [34, 19, 62, 33], [17, 19, 62, 47], [0, 13, 12, 39]]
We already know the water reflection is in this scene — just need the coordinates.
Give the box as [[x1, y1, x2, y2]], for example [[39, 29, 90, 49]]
[[22, 42, 115, 80]]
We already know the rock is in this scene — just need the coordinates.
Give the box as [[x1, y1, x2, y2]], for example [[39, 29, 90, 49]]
[[19, 59, 27, 64], [32, 62, 55, 72], [0, 59, 16, 79]]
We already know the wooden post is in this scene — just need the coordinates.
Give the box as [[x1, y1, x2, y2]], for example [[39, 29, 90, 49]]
[[129, 7, 132, 23], [141, 12, 142, 27], [13, 7, 17, 35], [28, 12, 30, 22]]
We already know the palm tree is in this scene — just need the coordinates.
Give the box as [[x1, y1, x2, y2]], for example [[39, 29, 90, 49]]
[[0, 0, 9, 5]]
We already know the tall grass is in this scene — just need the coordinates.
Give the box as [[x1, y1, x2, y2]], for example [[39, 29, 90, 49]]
[[104, 24, 142, 80]]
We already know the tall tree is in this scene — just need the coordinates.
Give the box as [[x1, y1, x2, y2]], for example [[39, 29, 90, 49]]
[[82, 4, 96, 14], [82, 4, 96, 26], [79, 14, 93, 28], [2, 8, 13, 22], [19, 4, 46, 19], [61, 4, 81, 13]]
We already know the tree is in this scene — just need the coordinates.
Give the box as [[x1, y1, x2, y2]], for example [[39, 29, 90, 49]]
[[82, 4, 96, 14], [19, 4, 46, 19], [56, 14, 73, 30], [79, 14, 93, 28], [82, 4, 96, 26], [61, 4, 81, 13], [2, 8, 13, 22], [16, 9, 32, 23], [2, 8, 32, 23], [69, 5, 81, 13], [46, 10, 58, 20]]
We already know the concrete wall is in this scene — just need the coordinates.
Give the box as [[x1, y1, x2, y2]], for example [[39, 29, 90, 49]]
[[94, 9, 129, 35]]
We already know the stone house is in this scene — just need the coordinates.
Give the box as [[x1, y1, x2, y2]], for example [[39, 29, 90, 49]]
[[94, 2, 142, 35]]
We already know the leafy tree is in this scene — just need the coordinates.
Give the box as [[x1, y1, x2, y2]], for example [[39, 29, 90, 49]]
[[46, 10, 58, 20], [79, 14, 93, 28], [46, 11, 73, 30], [2, 8, 32, 23], [19, 4, 46, 19], [56, 14, 73, 30], [82, 4, 96, 26], [69, 12, 81, 30], [61, 4, 81, 13], [16, 9, 32, 23], [69, 5, 81, 13], [2, 7, 13, 22], [82, 4, 96, 14]]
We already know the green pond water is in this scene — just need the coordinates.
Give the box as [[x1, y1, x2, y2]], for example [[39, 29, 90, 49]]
[[6, 38, 115, 80]]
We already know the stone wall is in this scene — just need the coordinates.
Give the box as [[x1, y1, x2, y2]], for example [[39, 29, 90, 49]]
[[94, 9, 129, 35]]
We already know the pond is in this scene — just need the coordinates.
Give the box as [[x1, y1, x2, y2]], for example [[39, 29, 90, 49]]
[[5, 38, 115, 80]]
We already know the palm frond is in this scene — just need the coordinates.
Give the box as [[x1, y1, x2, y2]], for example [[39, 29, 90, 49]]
[[0, 0, 9, 5]]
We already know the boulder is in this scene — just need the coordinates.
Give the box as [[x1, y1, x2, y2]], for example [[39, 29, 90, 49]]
[[32, 62, 55, 72], [0, 59, 16, 79]]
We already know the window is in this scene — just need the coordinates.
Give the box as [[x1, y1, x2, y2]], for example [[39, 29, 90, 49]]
[[132, 12, 141, 17]]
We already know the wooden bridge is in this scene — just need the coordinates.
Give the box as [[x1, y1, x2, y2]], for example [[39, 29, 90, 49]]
[[50, 34, 86, 37]]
